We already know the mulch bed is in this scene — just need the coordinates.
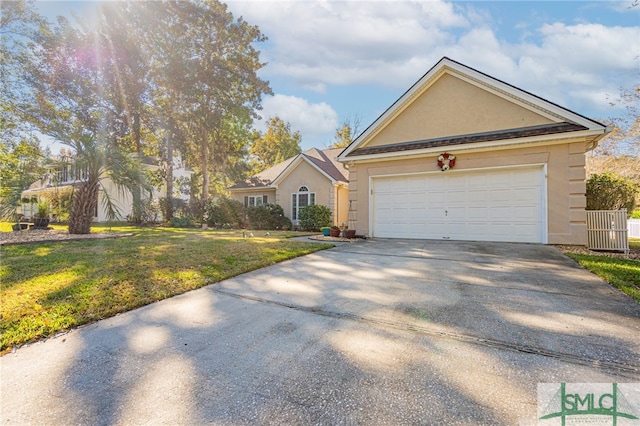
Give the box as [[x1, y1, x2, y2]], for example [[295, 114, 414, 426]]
[[308, 235, 361, 243], [555, 244, 640, 261], [0, 229, 132, 246]]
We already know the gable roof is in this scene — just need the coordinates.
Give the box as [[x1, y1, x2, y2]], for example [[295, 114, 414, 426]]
[[229, 147, 348, 190], [339, 57, 611, 161]]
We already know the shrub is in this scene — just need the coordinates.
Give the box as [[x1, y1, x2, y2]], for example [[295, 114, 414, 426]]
[[159, 197, 192, 222], [298, 204, 332, 231], [586, 173, 638, 213], [247, 203, 291, 230], [47, 189, 72, 222], [127, 198, 161, 224], [632, 210, 640, 219], [205, 197, 247, 228], [169, 216, 194, 228]]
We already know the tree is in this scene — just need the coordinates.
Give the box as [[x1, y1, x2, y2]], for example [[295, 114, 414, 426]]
[[0, 0, 48, 142], [0, 136, 47, 219], [588, 85, 639, 179], [148, 0, 271, 203], [1, 3, 53, 219], [330, 115, 362, 148], [93, 2, 153, 155], [587, 85, 639, 209], [586, 173, 638, 213], [21, 15, 148, 233], [65, 133, 148, 234], [90, 2, 158, 223], [250, 116, 302, 173], [14, 0, 271, 225]]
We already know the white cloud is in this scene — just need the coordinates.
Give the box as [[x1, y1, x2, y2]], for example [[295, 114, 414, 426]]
[[510, 23, 640, 115], [257, 94, 339, 146], [229, 0, 468, 89], [229, 1, 639, 123]]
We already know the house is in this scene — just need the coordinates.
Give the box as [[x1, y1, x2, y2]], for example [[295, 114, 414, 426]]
[[337, 57, 611, 245], [20, 156, 192, 222], [229, 148, 349, 227]]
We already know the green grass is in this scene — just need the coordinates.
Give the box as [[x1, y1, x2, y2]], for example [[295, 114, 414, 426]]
[[564, 238, 640, 303], [0, 224, 328, 352]]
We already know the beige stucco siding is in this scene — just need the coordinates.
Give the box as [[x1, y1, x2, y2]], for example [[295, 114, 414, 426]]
[[335, 185, 350, 227], [276, 160, 335, 222], [364, 73, 555, 148], [348, 139, 589, 244]]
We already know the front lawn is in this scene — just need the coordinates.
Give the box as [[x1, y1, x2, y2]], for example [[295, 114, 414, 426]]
[[562, 239, 640, 303], [0, 225, 328, 353]]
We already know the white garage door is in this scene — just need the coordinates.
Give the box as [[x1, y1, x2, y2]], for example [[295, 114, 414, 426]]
[[372, 167, 545, 243]]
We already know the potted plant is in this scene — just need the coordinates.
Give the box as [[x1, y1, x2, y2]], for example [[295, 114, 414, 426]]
[[345, 229, 356, 239], [329, 225, 341, 237], [321, 226, 331, 236], [34, 199, 51, 228]]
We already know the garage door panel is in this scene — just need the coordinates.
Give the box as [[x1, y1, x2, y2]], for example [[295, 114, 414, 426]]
[[428, 189, 447, 200], [468, 191, 488, 203], [448, 190, 467, 204], [490, 189, 513, 202], [514, 205, 539, 220], [514, 188, 539, 201], [447, 207, 466, 219], [372, 167, 544, 243], [468, 175, 488, 189], [407, 177, 425, 191]]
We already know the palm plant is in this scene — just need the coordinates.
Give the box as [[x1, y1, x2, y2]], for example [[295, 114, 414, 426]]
[[66, 133, 148, 234]]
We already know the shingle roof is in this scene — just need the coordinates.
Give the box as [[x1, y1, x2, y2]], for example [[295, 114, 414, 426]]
[[229, 147, 348, 190], [346, 122, 588, 157], [301, 147, 348, 183]]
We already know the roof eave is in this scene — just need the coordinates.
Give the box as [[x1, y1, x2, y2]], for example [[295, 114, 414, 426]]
[[343, 128, 609, 163], [228, 184, 276, 192]]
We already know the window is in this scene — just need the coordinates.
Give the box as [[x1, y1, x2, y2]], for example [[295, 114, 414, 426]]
[[245, 195, 267, 207], [292, 186, 315, 221]]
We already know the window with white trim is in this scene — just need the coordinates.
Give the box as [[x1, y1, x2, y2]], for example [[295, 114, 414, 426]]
[[245, 195, 267, 207], [291, 186, 315, 221]]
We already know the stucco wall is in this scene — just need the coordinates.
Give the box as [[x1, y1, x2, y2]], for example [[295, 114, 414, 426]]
[[347, 139, 589, 245], [365, 73, 554, 148], [276, 160, 334, 222], [230, 160, 345, 224], [336, 185, 350, 228]]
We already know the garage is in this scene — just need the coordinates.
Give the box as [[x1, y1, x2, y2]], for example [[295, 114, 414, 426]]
[[371, 166, 546, 243], [338, 57, 611, 245]]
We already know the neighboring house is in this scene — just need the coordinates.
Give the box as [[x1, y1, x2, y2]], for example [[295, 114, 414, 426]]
[[229, 148, 349, 227], [338, 57, 611, 245], [20, 156, 192, 222]]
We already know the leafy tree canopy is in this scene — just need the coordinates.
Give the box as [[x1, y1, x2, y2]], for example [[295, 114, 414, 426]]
[[0, 136, 47, 219], [250, 116, 302, 173], [330, 115, 362, 148]]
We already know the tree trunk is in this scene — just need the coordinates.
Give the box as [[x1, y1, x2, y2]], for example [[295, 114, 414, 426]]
[[68, 181, 99, 234], [129, 112, 143, 223], [201, 138, 209, 202], [132, 112, 142, 154], [165, 134, 174, 221]]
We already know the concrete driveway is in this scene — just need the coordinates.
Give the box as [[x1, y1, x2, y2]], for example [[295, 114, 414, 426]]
[[2, 239, 639, 425]]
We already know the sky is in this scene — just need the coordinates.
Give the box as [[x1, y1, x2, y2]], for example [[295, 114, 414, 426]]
[[36, 0, 640, 152]]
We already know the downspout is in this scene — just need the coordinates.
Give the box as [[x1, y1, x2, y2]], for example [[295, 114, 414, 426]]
[[334, 183, 339, 226]]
